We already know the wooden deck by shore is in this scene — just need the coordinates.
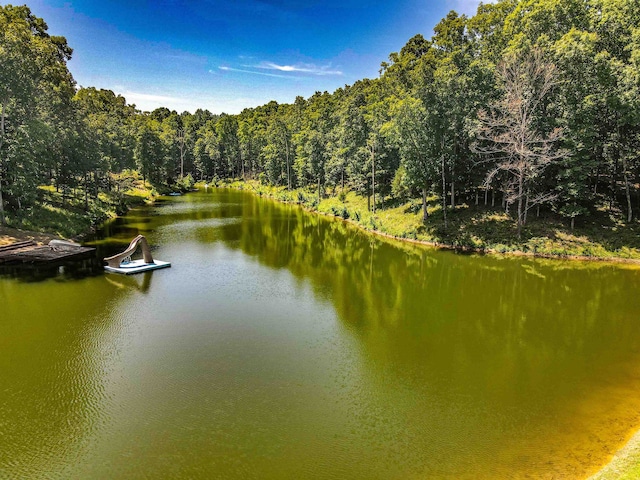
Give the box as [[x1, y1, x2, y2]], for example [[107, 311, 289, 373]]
[[0, 240, 95, 265]]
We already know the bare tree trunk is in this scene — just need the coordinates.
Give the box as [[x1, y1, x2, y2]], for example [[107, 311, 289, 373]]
[[441, 155, 447, 230], [285, 136, 291, 190], [475, 189, 479, 206], [491, 189, 495, 207], [422, 187, 428, 222], [371, 147, 376, 214], [84, 172, 89, 210], [484, 187, 488, 206], [0, 165, 5, 227], [622, 156, 633, 222], [637, 171, 640, 213], [176, 128, 186, 178], [516, 175, 524, 239], [610, 158, 617, 212], [450, 179, 455, 208], [523, 194, 529, 225], [0, 97, 7, 226]]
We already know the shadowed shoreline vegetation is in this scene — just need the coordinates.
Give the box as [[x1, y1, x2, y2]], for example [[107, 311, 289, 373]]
[[217, 179, 640, 262]]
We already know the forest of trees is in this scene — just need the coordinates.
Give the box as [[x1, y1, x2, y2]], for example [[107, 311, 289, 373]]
[[1, 0, 639, 237]]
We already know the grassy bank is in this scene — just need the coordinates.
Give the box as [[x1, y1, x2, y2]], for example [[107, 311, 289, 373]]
[[2, 170, 158, 241], [589, 427, 640, 480], [215, 179, 640, 262]]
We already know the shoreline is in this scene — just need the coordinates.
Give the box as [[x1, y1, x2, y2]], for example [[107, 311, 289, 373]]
[[6, 183, 638, 267], [0, 226, 58, 247], [588, 427, 640, 479], [217, 182, 640, 267], [0, 176, 163, 248], [336, 212, 640, 266]]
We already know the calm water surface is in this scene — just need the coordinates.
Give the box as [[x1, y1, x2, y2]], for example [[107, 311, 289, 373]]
[[2, 188, 640, 479]]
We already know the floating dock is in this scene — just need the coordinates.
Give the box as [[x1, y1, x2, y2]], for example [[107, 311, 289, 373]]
[[104, 259, 171, 275], [0, 240, 95, 265], [102, 234, 171, 275]]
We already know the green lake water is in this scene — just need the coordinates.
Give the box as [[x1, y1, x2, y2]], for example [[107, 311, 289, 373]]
[[2, 188, 640, 479]]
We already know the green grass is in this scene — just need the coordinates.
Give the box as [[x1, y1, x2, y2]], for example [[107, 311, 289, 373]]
[[589, 429, 640, 479], [6, 172, 157, 239], [214, 179, 640, 262]]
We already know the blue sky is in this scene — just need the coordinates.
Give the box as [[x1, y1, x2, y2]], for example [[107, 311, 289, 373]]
[[11, 0, 486, 113]]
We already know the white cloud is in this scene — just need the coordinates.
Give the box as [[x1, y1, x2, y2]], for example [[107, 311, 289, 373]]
[[256, 61, 343, 76], [217, 66, 302, 79]]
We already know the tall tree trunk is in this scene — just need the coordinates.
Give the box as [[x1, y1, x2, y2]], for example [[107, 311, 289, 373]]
[[0, 167, 5, 228], [84, 172, 89, 210], [371, 147, 376, 214], [450, 179, 455, 208], [516, 174, 524, 239], [422, 186, 428, 222], [180, 148, 184, 178], [285, 135, 291, 190], [622, 156, 633, 222], [451, 141, 457, 209], [178, 129, 185, 178], [610, 158, 617, 212], [637, 171, 640, 213], [441, 155, 447, 230], [0, 97, 7, 226]]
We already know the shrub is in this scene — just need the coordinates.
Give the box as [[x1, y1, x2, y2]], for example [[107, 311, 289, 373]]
[[176, 174, 195, 191]]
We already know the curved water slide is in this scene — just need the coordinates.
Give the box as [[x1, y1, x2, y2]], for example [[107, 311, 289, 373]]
[[103, 235, 170, 274]]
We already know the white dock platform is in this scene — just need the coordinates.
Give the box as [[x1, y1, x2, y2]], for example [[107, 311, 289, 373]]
[[104, 259, 171, 275]]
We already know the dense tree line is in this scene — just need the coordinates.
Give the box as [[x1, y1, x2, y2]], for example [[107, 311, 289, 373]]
[[1, 1, 639, 234]]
